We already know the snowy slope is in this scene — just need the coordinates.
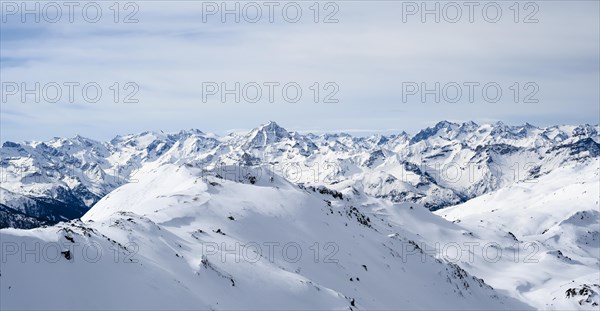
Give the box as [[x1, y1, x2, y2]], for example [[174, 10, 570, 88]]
[[0, 164, 529, 310], [434, 160, 600, 310]]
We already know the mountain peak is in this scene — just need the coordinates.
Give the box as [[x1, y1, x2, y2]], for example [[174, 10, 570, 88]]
[[259, 120, 286, 131], [243, 121, 291, 148], [410, 121, 459, 144], [522, 122, 538, 129], [461, 121, 479, 128], [435, 120, 458, 128], [177, 128, 206, 137]]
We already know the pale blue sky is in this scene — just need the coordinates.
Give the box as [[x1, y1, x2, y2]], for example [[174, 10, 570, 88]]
[[1, 1, 599, 142]]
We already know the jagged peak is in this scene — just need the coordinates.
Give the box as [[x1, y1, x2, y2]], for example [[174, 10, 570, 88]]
[[460, 121, 479, 128], [435, 120, 459, 128], [410, 121, 459, 144], [179, 128, 205, 136], [255, 121, 288, 133], [573, 124, 599, 137], [489, 121, 510, 134], [243, 121, 291, 148], [1, 141, 21, 148], [71, 134, 102, 144]]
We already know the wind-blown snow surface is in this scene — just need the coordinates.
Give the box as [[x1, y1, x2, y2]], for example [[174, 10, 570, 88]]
[[1, 164, 529, 310]]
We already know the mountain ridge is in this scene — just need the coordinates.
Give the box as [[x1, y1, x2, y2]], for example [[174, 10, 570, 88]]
[[1, 120, 598, 228]]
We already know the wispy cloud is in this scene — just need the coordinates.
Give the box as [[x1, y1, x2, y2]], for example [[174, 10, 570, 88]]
[[1, 1, 598, 142]]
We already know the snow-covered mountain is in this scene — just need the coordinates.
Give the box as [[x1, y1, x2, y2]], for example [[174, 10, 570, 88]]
[[434, 162, 600, 309], [1, 121, 598, 309], [1, 121, 598, 228], [0, 164, 530, 310]]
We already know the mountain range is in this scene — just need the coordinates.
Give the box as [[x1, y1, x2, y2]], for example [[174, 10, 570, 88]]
[[1, 120, 597, 228], [0, 120, 598, 309]]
